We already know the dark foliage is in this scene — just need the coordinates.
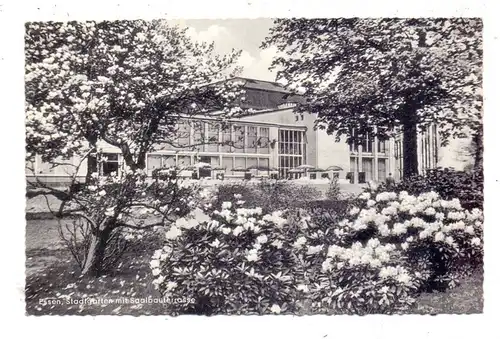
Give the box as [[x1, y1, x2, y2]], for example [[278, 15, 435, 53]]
[[213, 181, 323, 213]]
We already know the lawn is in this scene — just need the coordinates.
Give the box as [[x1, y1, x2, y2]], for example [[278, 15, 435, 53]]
[[25, 218, 483, 316]]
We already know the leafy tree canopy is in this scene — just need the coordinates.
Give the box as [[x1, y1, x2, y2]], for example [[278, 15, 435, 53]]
[[25, 19, 245, 169], [263, 18, 482, 145]]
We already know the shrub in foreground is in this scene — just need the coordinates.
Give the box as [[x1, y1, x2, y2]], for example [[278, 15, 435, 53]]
[[151, 198, 298, 315], [341, 191, 483, 291], [375, 167, 483, 210], [151, 190, 483, 315]]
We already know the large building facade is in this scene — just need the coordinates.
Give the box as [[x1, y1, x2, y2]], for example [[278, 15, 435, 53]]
[[26, 78, 472, 186]]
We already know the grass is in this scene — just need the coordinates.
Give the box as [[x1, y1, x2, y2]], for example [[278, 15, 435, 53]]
[[25, 244, 484, 316], [25, 248, 165, 315], [411, 271, 483, 314], [24, 190, 483, 316]]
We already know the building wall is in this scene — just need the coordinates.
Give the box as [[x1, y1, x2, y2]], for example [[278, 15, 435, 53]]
[[28, 108, 315, 183], [31, 107, 475, 185], [315, 129, 351, 179], [240, 107, 315, 177]]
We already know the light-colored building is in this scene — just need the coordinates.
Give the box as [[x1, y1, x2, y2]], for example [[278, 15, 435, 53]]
[[26, 78, 473, 186]]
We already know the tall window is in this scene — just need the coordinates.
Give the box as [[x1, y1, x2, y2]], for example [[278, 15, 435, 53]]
[[193, 121, 205, 152], [233, 125, 245, 152], [101, 153, 120, 175], [200, 155, 220, 167], [206, 122, 219, 152], [163, 155, 176, 167], [234, 157, 246, 175], [178, 156, 192, 168], [258, 127, 270, 154], [350, 157, 357, 172], [395, 139, 403, 179], [246, 157, 258, 170], [432, 124, 439, 165], [427, 127, 434, 169], [258, 158, 269, 170], [348, 131, 376, 153], [221, 125, 232, 153], [362, 135, 373, 153], [36, 156, 75, 175], [246, 126, 258, 153], [278, 129, 305, 178], [147, 154, 175, 176], [147, 155, 162, 176], [362, 158, 373, 182], [378, 159, 387, 181], [222, 157, 233, 175], [349, 142, 357, 152], [176, 121, 191, 148], [378, 140, 386, 153]]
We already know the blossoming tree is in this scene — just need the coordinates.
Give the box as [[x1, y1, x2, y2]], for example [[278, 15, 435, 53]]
[[25, 19, 245, 276], [263, 18, 483, 176]]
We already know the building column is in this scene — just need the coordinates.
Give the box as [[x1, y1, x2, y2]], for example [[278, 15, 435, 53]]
[[388, 136, 396, 180], [417, 131, 423, 175], [373, 130, 379, 182], [428, 125, 435, 168], [270, 127, 280, 170], [355, 144, 362, 184]]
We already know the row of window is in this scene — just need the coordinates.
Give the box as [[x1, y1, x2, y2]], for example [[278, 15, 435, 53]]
[[145, 153, 272, 176], [278, 129, 306, 156], [420, 125, 439, 172], [394, 125, 439, 178], [348, 137, 387, 154], [167, 120, 271, 154], [278, 155, 303, 179], [349, 157, 388, 182]]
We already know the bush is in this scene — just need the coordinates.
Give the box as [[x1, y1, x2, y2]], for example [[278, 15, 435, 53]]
[[212, 180, 322, 213], [151, 198, 299, 315], [374, 167, 483, 210], [289, 190, 483, 314], [151, 188, 483, 315], [341, 191, 483, 291], [325, 177, 341, 200]]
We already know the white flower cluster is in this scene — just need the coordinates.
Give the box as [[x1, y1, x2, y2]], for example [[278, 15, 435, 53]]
[[323, 239, 396, 270], [262, 211, 288, 228], [157, 199, 291, 270], [344, 191, 483, 249]]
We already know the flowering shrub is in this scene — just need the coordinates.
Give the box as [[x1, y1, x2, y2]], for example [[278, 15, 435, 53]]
[[374, 167, 483, 210], [151, 187, 483, 315], [341, 191, 483, 291], [284, 210, 422, 314], [152, 195, 300, 315]]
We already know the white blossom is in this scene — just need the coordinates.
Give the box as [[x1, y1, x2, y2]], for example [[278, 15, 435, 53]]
[[221, 201, 232, 210], [270, 304, 281, 314]]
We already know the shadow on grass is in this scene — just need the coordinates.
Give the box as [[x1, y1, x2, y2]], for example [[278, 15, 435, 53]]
[[25, 248, 166, 316], [411, 270, 483, 314], [26, 248, 484, 316]]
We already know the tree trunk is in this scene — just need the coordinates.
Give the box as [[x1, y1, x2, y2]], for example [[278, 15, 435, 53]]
[[82, 227, 112, 276], [402, 121, 419, 178], [85, 136, 98, 184], [85, 155, 98, 184], [473, 130, 483, 170]]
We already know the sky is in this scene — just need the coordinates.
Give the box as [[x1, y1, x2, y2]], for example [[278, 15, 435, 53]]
[[167, 19, 278, 81]]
